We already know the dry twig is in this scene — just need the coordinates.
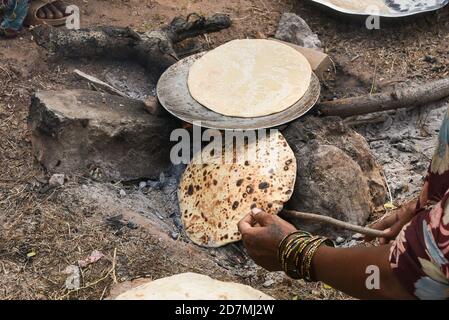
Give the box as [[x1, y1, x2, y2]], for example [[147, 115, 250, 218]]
[[283, 210, 388, 238]]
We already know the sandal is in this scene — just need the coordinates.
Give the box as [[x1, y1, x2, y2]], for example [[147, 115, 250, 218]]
[[24, 0, 69, 27]]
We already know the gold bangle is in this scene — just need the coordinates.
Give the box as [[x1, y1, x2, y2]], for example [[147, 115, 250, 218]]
[[303, 239, 325, 282], [303, 238, 335, 282], [278, 231, 310, 269], [299, 237, 322, 280], [282, 234, 311, 279], [283, 236, 308, 279], [278, 231, 310, 264], [294, 236, 316, 278]]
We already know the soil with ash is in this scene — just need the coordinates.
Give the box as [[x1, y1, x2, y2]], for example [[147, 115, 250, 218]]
[[1, 0, 448, 300]]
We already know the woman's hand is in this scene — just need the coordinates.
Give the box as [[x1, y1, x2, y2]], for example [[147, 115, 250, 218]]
[[365, 199, 418, 244], [238, 208, 297, 271]]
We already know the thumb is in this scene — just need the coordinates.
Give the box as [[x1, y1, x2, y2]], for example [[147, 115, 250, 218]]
[[251, 208, 272, 226]]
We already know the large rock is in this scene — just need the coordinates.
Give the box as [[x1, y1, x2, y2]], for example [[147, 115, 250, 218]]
[[28, 90, 178, 181], [284, 116, 388, 237], [275, 13, 322, 51]]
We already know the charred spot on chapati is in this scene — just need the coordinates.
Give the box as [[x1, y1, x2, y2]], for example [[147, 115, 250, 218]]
[[258, 182, 269, 190], [236, 179, 244, 187]]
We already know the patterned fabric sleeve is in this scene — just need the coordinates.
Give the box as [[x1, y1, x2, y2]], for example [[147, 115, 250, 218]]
[[418, 108, 449, 207], [389, 106, 449, 300], [389, 193, 449, 300]]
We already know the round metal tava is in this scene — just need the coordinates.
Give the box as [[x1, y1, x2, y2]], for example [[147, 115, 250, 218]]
[[310, 0, 449, 18], [156, 52, 321, 130]]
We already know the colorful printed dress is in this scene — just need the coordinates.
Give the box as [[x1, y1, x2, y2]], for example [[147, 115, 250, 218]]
[[390, 106, 449, 300], [0, 0, 30, 33]]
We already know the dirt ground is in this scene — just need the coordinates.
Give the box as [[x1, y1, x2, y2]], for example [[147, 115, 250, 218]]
[[1, 0, 448, 300]]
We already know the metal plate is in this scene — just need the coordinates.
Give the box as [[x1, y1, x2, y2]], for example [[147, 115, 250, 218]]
[[157, 52, 321, 130], [310, 0, 449, 17]]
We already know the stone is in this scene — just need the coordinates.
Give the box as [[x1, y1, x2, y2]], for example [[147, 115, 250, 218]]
[[48, 173, 65, 187], [335, 237, 345, 245], [284, 116, 388, 237], [352, 233, 364, 241], [63, 265, 80, 290], [139, 181, 147, 189], [170, 231, 180, 240], [28, 90, 178, 182], [262, 279, 275, 288], [394, 142, 416, 153], [275, 13, 322, 51], [119, 189, 127, 197]]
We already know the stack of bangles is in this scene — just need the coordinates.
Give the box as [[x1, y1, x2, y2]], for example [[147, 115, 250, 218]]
[[278, 231, 335, 282]]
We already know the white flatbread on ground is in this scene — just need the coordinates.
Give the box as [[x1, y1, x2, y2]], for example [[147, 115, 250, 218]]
[[115, 273, 274, 300], [179, 131, 297, 247], [188, 39, 312, 118]]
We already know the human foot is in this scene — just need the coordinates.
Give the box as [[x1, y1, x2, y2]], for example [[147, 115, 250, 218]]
[[36, 1, 68, 20]]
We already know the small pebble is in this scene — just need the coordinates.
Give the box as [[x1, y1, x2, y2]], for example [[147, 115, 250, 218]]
[[423, 55, 437, 64], [352, 233, 364, 240], [335, 236, 345, 245], [139, 181, 147, 189], [263, 279, 275, 288], [170, 231, 179, 240], [49, 174, 65, 187], [395, 142, 415, 153], [173, 216, 183, 230], [127, 222, 138, 230], [119, 189, 126, 197]]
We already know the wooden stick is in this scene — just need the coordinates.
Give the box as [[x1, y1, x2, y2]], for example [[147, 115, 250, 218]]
[[317, 77, 449, 118], [74, 69, 130, 98], [283, 210, 388, 238]]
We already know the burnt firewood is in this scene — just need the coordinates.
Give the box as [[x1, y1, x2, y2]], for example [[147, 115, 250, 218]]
[[32, 13, 231, 79], [317, 77, 449, 117]]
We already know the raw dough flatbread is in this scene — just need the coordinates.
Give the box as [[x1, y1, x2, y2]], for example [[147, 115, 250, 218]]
[[188, 39, 312, 118], [115, 273, 274, 300], [179, 132, 297, 247]]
